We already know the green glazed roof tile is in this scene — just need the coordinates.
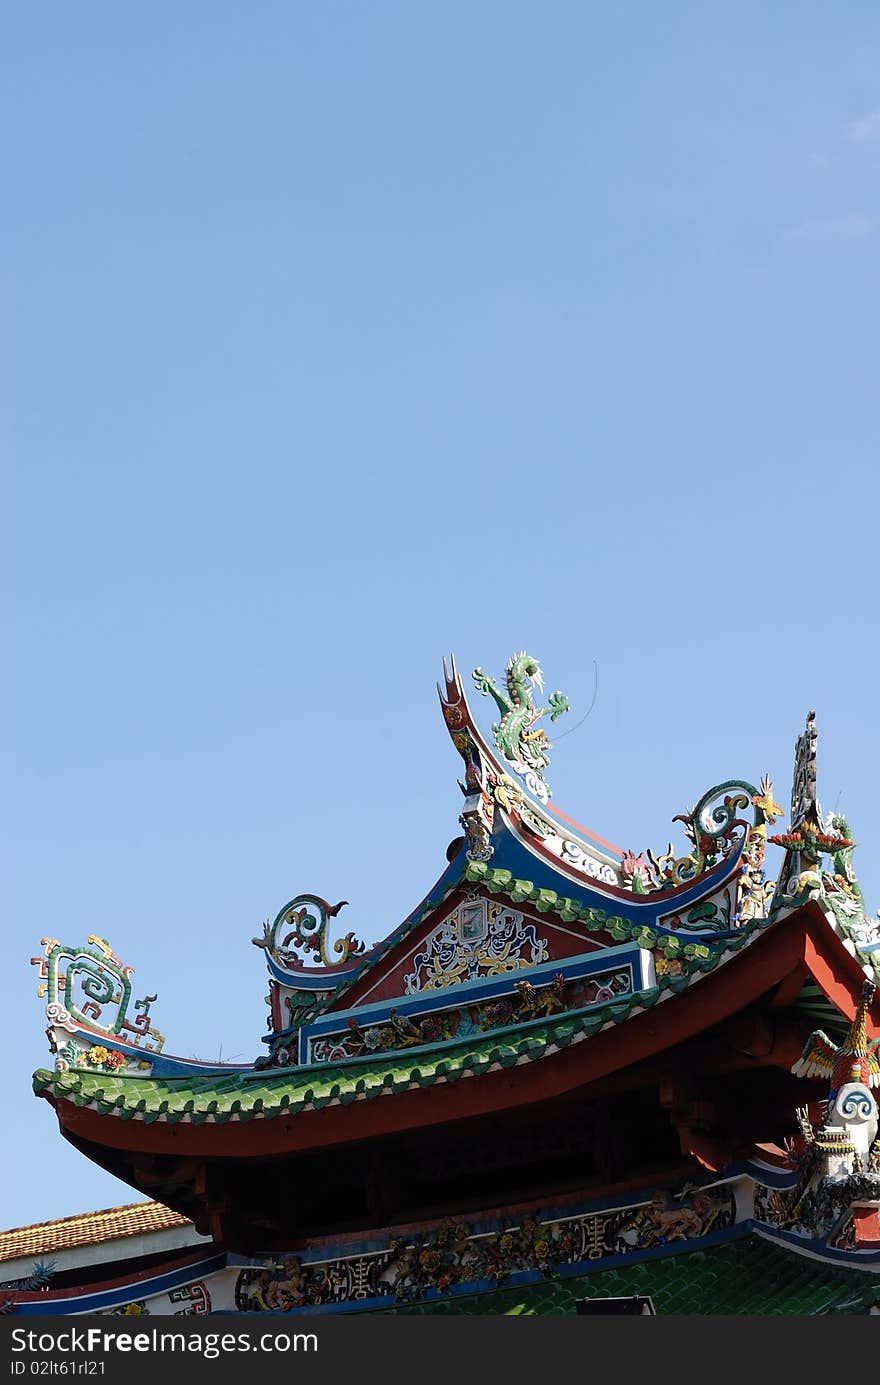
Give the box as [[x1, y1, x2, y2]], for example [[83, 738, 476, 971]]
[[381, 1236, 879, 1316], [33, 911, 762, 1124]]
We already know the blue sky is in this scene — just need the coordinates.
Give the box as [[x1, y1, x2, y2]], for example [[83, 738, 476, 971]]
[[5, 2, 880, 1225]]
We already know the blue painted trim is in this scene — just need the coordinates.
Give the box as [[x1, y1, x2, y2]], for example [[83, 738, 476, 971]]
[[51, 1028, 248, 1080], [230, 1223, 753, 1316], [297, 981, 632, 1065], [239, 976, 646, 1078], [266, 961, 353, 989], [743, 1160, 801, 1190], [12, 1255, 227, 1315], [298, 944, 646, 1063], [751, 1222, 880, 1267], [492, 821, 744, 931]]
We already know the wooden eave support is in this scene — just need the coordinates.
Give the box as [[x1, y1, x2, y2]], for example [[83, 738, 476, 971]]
[[130, 1154, 203, 1189], [768, 964, 809, 1012]]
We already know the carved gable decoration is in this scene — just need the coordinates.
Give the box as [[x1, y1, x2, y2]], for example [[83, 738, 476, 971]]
[[404, 899, 548, 994], [330, 891, 609, 1013]]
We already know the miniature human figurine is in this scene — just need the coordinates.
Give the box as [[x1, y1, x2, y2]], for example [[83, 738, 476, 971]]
[[265, 1258, 307, 1311]]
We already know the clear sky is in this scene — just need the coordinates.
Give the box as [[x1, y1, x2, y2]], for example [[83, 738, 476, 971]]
[[5, 2, 880, 1226]]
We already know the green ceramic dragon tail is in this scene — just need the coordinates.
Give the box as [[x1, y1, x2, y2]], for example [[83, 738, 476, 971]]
[[826, 813, 865, 908]]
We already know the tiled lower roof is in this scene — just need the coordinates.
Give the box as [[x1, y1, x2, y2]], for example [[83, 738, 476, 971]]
[[386, 1236, 880, 1315], [33, 922, 761, 1123], [0, 1202, 191, 1264]]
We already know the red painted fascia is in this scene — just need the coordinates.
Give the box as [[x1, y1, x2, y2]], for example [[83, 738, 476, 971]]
[[42, 901, 877, 1164]]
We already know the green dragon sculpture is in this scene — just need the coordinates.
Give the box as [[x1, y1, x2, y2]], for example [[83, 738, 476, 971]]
[[472, 652, 570, 779]]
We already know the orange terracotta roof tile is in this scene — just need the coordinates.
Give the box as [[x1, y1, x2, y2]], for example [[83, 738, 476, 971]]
[[0, 1201, 193, 1263]]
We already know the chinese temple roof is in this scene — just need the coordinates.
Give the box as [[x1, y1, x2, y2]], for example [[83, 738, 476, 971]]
[[31, 921, 759, 1126], [29, 651, 880, 1246]]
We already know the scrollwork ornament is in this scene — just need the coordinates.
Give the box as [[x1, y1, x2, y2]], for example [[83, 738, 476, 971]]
[[259, 894, 366, 970], [644, 780, 766, 889], [45, 1001, 78, 1034], [34, 940, 164, 1052], [839, 1087, 875, 1123]]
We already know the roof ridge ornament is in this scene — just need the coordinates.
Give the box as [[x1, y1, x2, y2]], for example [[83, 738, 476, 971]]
[[790, 711, 820, 833], [471, 652, 570, 795], [767, 717, 880, 969], [254, 895, 365, 970], [31, 936, 165, 1073], [767, 713, 825, 906], [621, 777, 780, 918]]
